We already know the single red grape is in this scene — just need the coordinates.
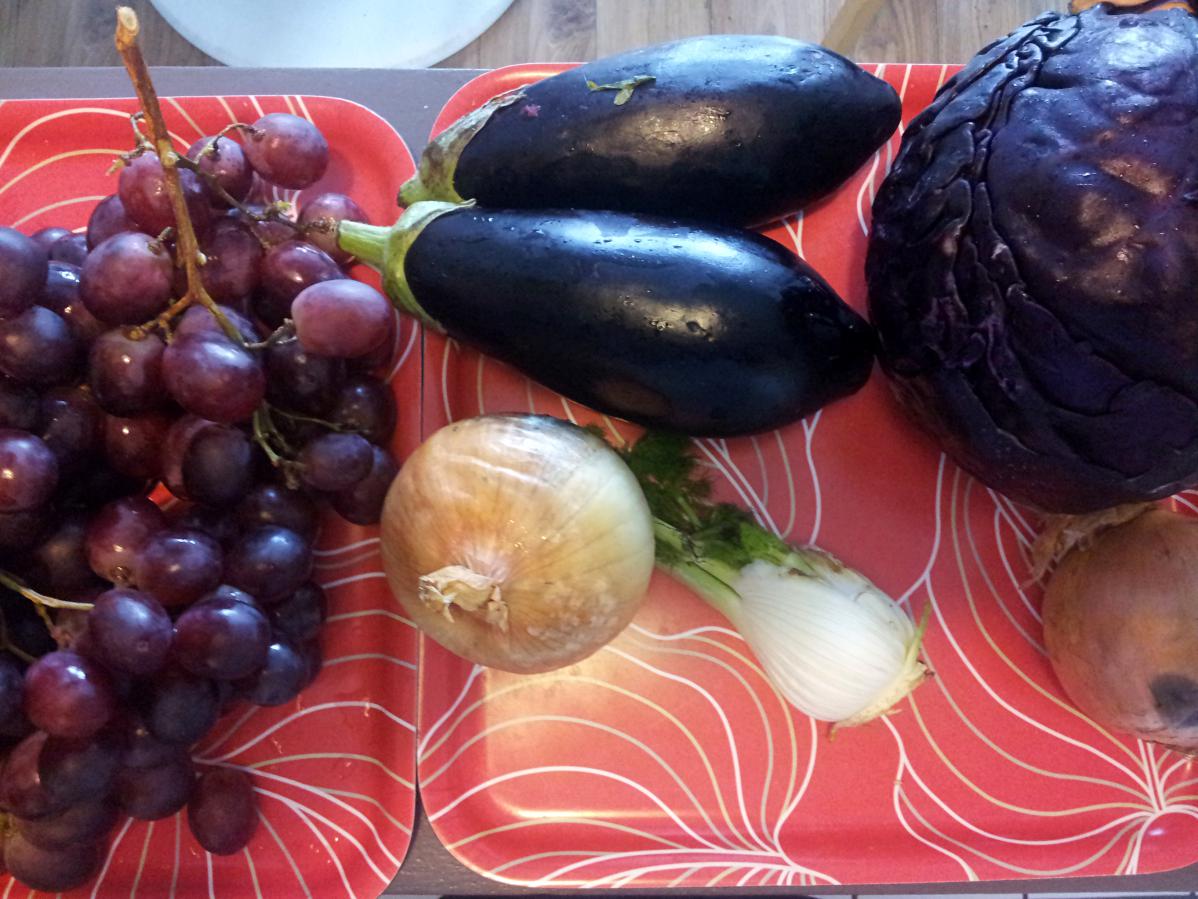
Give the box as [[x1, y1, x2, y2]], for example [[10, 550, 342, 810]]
[[237, 484, 318, 541], [0, 379, 39, 431], [141, 669, 218, 745], [199, 217, 263, 303], [16, 799, 117, 851], [23, 652, 115, 739], [331, 445, 398, 526], [29, 513, 99, 596], [243, 113, 329, 189], [255, 239, 342, 327], [236, 638, 306, 706], [329, 375, 397, 445], [86, 194, 140, 249], [297, 431, 373, 492], [269, 582, 327, 644], [4, 830, 100, 891], [188, 767, 258, 854], [224, 525, 312, 603], [292, 279, 391, 358], [0, 227, 46, 319], [85, 495, 166, 584], [0, 430, 57, 512], [115, 752, 194, 820], [39, 384, 103, 476], [41, 260, 104, 344], [38, 732, 120, 805], [162, 335, 265, 423], [88, 328, 167, 415], [136, 529, 223, 608], [119, 716, 179, 770], [47, 233, 88, 267], [175, 591, 270, 680], [118, 151, 212, 237], [80, 231, 173, 325], [264, 339, 345, 415], [103, 412, 172, 480], [0, 305, 78, 385], [186, 135, 253, 204], [182, 424, 257, 508], [0, 732, 64, 819], [88, 587, 173, 675], [30, 226, 71, 252]]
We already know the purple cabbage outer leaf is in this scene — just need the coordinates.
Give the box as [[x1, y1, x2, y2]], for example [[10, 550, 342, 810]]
[[867, 5, 1198, 513]]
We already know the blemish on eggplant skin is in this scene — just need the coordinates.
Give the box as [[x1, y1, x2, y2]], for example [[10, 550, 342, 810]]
[[520, 104, 542, 119], [1150, 673, 1198, 728]]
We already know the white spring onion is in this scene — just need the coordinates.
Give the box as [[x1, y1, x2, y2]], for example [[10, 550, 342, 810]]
[[627, 432, 928, 727]]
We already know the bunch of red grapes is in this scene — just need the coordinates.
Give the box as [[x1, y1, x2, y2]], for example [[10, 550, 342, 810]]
[[0, 111, 399, 891]]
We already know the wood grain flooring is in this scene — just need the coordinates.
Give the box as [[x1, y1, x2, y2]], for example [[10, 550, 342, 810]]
[[0, 0, 1066, 69]]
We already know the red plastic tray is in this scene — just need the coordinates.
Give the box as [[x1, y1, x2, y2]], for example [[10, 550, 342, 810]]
[[0, 95, 420, 898], [413, 63, 1198, 889]]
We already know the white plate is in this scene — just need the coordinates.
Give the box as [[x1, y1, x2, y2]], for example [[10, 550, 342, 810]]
[[149, 0, 516, 68]]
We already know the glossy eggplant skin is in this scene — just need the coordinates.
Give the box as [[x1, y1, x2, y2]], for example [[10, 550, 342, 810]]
[[403, 207, 875, 436], [415, 36, 901, 227]]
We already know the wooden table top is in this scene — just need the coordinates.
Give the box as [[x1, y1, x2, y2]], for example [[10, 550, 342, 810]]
[[1, 0, 1055, 69]]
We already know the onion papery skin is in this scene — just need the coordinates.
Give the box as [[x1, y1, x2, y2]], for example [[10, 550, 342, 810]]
[[380, 414, 655, 674], [1043, 507, 1198, 751]]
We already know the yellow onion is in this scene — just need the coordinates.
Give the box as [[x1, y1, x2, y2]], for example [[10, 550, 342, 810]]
[[380, 414, 655, 673], [1043, 506, 1198, 750]]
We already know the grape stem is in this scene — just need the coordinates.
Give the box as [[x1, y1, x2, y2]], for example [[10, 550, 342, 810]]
[[114, 6, 244, 347], [214, 121, 257, 142], [266, 401, 357, 435], [129, 111, 153, 147], [0, 569, 94, 612], [251, 407, 302, 488], [172, 153, 301, 241], [245, 320, 296, 351]]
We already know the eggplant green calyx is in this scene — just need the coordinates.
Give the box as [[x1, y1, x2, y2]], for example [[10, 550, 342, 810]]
[[585, 74, 656, 105], [337, 201, 465, 328], [397, 89, 526, 206]]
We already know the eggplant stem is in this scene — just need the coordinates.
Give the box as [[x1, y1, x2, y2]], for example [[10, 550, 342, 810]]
[[397, 88, 525, 207], [338, 204, 463, 328]]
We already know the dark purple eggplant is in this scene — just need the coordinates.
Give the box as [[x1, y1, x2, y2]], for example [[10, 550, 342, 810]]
[[398, 35, 901, 227], [339, 203, 873, 436]]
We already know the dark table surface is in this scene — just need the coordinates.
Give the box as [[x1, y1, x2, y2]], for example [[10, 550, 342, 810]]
[[3, 64, 1197, 899]]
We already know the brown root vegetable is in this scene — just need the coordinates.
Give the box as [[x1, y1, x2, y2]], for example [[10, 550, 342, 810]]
[[1043, 507, 1198, 750]]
